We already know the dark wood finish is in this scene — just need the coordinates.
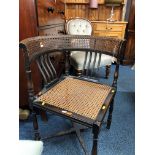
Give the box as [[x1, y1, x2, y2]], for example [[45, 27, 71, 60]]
[[106, 99, 114, 129], [20, 35, 124, 154], [92, 123, 99, 155], [32, 111, 41, 140], [19, 0, 66, 108], [112, 63, 120, 88], [19, 0, 38, 41], [37, 0, 65, 27], [41, 123, 88, 141], [19, 0, 40, 108], [65, 51, 70, 76], [40, 110, 48, 122], [105, 65, 111, 79], [123, 0, 135, 65], [36, 0, 66, 86]]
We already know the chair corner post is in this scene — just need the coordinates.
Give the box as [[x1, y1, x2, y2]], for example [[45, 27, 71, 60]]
[[106, 99, 114, 129], [65, 50, 70, 76], [91, 122, 100, 155]]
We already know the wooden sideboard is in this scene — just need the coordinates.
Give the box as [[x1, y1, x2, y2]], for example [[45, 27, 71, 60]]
[[123, 0, 135, 64], [19, 0, 65, 108], [92, 21, 127, 39], [19, 0, 41, 108], [36, 0, 65, 35]]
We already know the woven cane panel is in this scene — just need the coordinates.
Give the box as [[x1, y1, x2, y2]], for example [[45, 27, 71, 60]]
[[20, 35, 122, 59], [37, 77, 112, 120]]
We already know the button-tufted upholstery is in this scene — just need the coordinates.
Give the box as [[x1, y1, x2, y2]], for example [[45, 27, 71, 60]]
[[66, 18, 115, 71], [66, 18, 92, 35]]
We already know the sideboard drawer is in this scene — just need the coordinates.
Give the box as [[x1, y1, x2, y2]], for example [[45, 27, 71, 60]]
[[93, 23, 125, 32], [92, 22, 127, 39], [60, 0, 104, 4], [93, 31, 123, 38]]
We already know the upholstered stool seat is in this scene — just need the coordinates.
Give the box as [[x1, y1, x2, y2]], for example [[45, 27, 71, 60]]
[[70, 51, 116, 70]]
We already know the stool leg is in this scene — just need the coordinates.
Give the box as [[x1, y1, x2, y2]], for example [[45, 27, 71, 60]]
[[105, 65, 111, 79], [76, 69, 82, 76], [91, 124, 99, 155], [32, 111, 41, 140], [106, 99, 114, 129]]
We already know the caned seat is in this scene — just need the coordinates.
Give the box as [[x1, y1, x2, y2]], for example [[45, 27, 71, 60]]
[[35, 77, 113, 123], [19, 35, 123, 155]]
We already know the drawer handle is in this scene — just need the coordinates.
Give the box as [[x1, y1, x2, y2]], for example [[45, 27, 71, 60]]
[[58, 30, 66, 34], [58, 10, 65, 15], [47, 7, 54, 13], [47, 7, 64, 16], [106, 27, 112, 30]]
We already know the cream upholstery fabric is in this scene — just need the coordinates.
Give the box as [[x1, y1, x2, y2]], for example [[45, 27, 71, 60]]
[[70, 51, 116, 70], [19, 140, 43, 155], [66, 18, 115, 70], [66, 18, 92, 35]]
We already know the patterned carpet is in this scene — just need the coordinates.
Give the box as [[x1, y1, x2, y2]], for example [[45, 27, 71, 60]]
[[19, 65, 135, 155]]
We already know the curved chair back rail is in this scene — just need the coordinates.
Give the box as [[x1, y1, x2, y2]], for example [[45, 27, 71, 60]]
[[20, 35, 123, 91], [20, 35, 122, 60]]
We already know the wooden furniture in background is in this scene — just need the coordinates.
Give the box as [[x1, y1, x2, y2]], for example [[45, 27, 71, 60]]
[[36, 0, 66, 80], [19, 0, 65, 108], [123, 0, 135, 64], [92, 21, 127, 39], [36, 0, 65, 35], [66, 17, 118, 78], [60, 0, 127, 40], [19, 0, 40, 108]]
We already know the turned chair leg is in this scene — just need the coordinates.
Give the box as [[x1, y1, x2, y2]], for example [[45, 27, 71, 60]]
[[105, 65, 111, 79], [40, 110, 48, 122], [106, 99, 114, 129], [32, 111, 41, 140], [91, 124, 99, 155]]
